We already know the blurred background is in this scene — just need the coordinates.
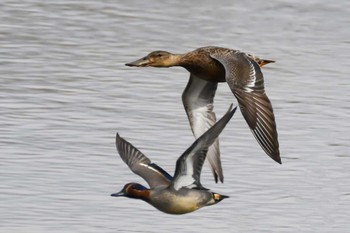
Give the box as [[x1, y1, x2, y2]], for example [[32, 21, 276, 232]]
[[1, 1, 349, 232]]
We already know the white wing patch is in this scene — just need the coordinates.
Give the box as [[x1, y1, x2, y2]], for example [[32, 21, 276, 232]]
[[173, 153, 196, 191], [140, 163, 159, 173], [173, 175, 195, 191], [191, 106, 212, 136], [182, 74, 222, 183], [184, 75, 215, 137], [244, 58, 257, 93]]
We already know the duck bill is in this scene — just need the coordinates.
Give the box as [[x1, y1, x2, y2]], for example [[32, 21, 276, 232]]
[[111, 191, 125, 197], [125, 57, 150, 67]]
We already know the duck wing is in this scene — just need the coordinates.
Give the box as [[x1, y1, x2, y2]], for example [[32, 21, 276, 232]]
[[116, 133, 172, 188], [182, 74, 223, 183], [171, 105, 236, 190], [210, 50, 281, 164]]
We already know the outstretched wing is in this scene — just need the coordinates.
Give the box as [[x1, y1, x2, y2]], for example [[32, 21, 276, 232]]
[[171, 105, 237, 190], [116, 134, 172, 188], [210, 51, 281, 163], [182, 74, 223, 183]]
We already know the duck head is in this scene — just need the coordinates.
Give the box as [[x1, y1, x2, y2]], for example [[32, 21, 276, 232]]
[[111, 183, 150, 200], [125, 51, 180, 68]]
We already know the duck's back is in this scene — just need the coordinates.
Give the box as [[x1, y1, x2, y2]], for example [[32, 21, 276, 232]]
[[180, 47, 229, 82]]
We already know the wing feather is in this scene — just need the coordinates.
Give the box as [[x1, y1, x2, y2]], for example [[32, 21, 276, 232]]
[[182, 74, 223, 182], [210, 51, 281, 163], [116, 134, 172, 188], [171, 105, 237, 190]]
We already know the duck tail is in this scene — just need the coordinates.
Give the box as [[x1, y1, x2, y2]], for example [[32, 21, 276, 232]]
[[213, 193, 229, 203], [248, 54, 275, 67], [255, 58, 275, 67]]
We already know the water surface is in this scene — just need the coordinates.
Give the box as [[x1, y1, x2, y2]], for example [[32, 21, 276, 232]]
[[1, 1, 350, 232]]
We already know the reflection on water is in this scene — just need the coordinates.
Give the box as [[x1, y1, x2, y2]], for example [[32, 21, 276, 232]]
[[1, 0, 349, 232]]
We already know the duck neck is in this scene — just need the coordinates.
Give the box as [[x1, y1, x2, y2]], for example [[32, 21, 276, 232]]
[[176, 53, 202, 71], [168, 53, 184, 67]]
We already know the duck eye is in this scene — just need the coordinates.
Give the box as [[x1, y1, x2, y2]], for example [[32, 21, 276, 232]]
[[157, 54, 163, 57]]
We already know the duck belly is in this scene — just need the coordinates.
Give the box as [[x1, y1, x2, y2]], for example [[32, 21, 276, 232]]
[[149, 190, 211, 215]]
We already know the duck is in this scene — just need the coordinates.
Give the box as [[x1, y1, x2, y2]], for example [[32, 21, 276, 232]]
[[126, 46, 281, 183], [111, 105, 237, 215]]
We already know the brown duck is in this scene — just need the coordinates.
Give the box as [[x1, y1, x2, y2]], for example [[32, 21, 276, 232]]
[[126, 46, 280, 183]]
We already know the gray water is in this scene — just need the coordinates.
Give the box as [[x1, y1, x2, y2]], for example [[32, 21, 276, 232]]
[[1, 1, 350, 232]]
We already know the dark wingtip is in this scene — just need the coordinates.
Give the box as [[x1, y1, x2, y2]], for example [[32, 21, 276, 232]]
[[211, 165, 224, 183], [209, 163, 223, 183], [267, 152, 282, 164], [213, 173, 219, 183], [271, 150, 282, 164], [210, 104, 237, 184], [227, 104, 237, 115], [115, 133, 122, 149], [275, 156, 282, 164]]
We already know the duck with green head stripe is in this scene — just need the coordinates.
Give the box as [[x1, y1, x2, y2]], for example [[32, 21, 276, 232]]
[[111, 105, 236, 214]]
